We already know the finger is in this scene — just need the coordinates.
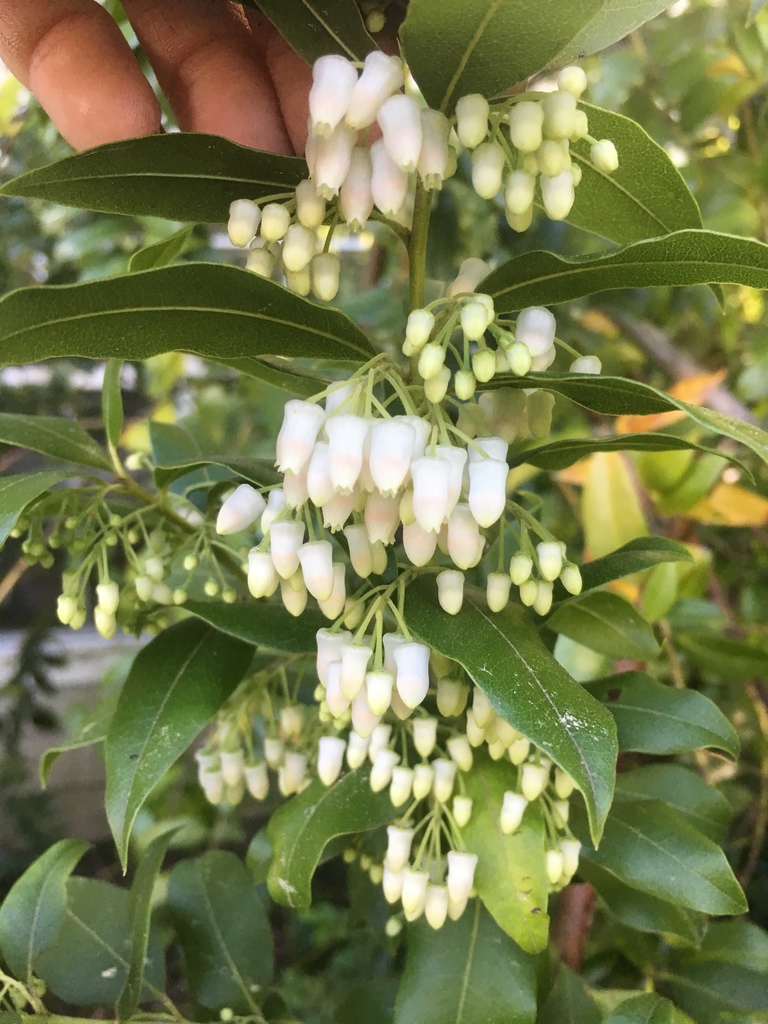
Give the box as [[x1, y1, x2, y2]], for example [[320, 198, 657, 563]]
[[246, 13, 311, 156], [0, 0, 161, 150], [123, 0, 292, 154]]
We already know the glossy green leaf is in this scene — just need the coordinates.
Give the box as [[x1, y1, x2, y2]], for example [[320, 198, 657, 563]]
[[572, 798, 747, 916], [483, 230, 768, 311], [401, 0, 670, 111], [267, 768, 394, 911], [546, 591, 660, 660], [102, 359, 124, 454], [394, 901, 536, 1024], [154, 454, 279, 490], [0, 839, 88, 980], [0, 133, 305, 222], [257, 0, 374, 61], [577, 858, 706, 946], [220, 354, 330, 396], [0, 264, 375, 369], [105, 619, 254, 868], [676, 633, 768, 680], [577, 537, 693, 592], [40, 687, 119, 785], [586, 671, 739, 758], [117, 827, 179, 1021], [0, 413, 110, 471], [246, 830, 273, 885], [129, 226, 194, 272], [604, 994, 676, 1024], [168, 851, 273, 1013], [462, 755, 548, 953], [539, 966, 601, 1024], [34, 877, 165, 1007], [615, 764, 731, 842], [184, 599, 325, 653], [404, 579, 616, 844], [0, 471, 72, 546], [511, 433, 736, 473]]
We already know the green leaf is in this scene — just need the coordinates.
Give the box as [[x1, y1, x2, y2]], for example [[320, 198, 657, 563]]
[[394, 901, 536, 1024], [167, 851, 273, 1013], [257, 0, 374, 62], [117, 827, 179, 1021], [563, 103, 701, 245], [105, 619, 254, 868], [483, 230, 768, 311], [538, 966, 602, 1024], [571, 798, 747, 917], [129, 226, 194, 272], [604, 994, 676, 1024], [401, 0, 670, 112], [221, 354, 330, 397], [154, 455, 279, 490], [246, 830, 273, 885], [0, 471, 73, 546], [0, 134, 305, 223], [267, 768, 394, 911], [0, 413, 110, 471], [40, 687, 119, 785], [577, 537, 693, 592], [511, 433, 736, 473], [102, 359, 124, 454], [676, 633, 768, 681], [461, 755, 548, 953], [0, 263, 375, 369], [748, 0, 768, 24], [184, 599, 326, 653], [546, 591, 660, 660], [615, 765, 732, 842], [34, 877, 165, 1007], [404, 579, 617, 844], [586, 671, 739, 758], [0, 839, 88, 980], [577, 859, 706, 946], [337, 979, 398, 1024]]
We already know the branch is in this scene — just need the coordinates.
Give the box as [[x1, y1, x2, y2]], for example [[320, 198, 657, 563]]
[[552, 883, 596, 971]]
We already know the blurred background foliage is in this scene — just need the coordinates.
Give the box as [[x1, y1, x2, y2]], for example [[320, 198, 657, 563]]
[[2, 0, 768, 1020]]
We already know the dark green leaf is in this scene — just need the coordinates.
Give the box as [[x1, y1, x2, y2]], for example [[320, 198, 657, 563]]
[[577, 538, 693, 592], [571, 799, 747, 917], [129, 226, 194, 272], [0, 134, 305, 222], [154, 454, 279, 490], [615, 765, 731, 842], [105, 619, 254, 868], [483, 230, 768, 311], [220, 354, 330, 397], [677, 633, 768, 680], [34, 877, 165, 1007], [257, 0, 374, 62], [394, 901, 536, 1024], [462, 754, 548, 953], [586, 672, 739, 758], [0, 839, 88, 980], [546, 591, 660, 660], [117, 827, 179, 1021], [267, 768, 394, 911], [185, 599, 326, 653], [40, 687, 119, 785], [0, 472, 73, 546], [168, 851, 273, 1013], [337, 978, 398, 1024], [0, 413, 110, 471], [404, 579, 617, 844], [246, 830, 273, 885], [401, 0, 670, 111], [604, 994, 676, 1024], [511, 433, 736, 473], [0, 263, 375, 369], [102, 359, 124, 454], [538, 965, 602, 1024]]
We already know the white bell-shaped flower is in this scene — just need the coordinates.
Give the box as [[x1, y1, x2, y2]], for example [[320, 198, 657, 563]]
[[413, 717, 438, 758], [94, 607, 117, 640], [460, 300, 491, 342], [245, 244, 275, 278], [264, 737, 284, 768], [248, 549, 279, 599], [401, 868, 429, 921], [507, 341, 533, 375], [508, 737, 530, 764], [537, 139, 569, 178], [279, 751, 308, 795], [325, 381, 358, 417], [382, 864, 404, 904], [508, 101, 544, 152], [369, 723, 393, 761], [281, 574, 308, 617], [370, 747, 400, 792], [554, 768, 576, 799], [448, 893, 468, 921], [570, 355, 601, 374], [283, 468, 309, 509], [486, 572, 511, 612], [314, 122, 356, 199], [228, 199, 261, 247], [590, 138, 619, 173], [446, 851, 477, 903], [382, 633, 407, 678], [437, 569, 465, 615], [436, 677, 467, 717], [424, 885, 449, 929], [377, 93, 422, 172], [390, 766, 414, 807], [346, 730, 369, 769], [244, 762, 269, 800], [317, 735, 346, 786], [468, 435, 508, 463], [418, 109, 450, 190], [455, 93, 489, 149], [468, 459, 508, 528], [364, 489, 401, 545], [306, 442, 334, 507], [500, 791, 528, 834], [309, 54, 358, 137], [454, 369, 476, 401], [553, 799, 570, 827], [261, 488, 286, 533], [447, 735, 473, 772], [340, 524, 371, 579], [339, 147, 374, 230], [311, 252, 341, 302], [558, 565, 582, 601], [412, 763, 435, 800], [448, 257, 492, 297], [315, 627, 352, 686], [417, 341, 446, 381], [519, 578, 537, 607], [351, 687, 380, 737], [537, 541, 563, 582], [453, 795, 473, 828], [561, 838, 581, 878], [340, 641, 373, 701], [515, 306, 555, 356], [447, 504, 483, 570], [471, 141, 505, 199], [472, 348, 496, 384], [509, 551, 533, 586], [403, 520, 438, 566], [369, 418, 416, 496], [295, 178, 326, 229], [276, 399, 325, 474], [200, 768, 224, 805], [432, 757, 457, 803], [546, 849, 565, 885], [542, 90, 578, 140], [325, 661, 350, 718], [325, 414, 369, 492], [405, 309, 435, 353], [260, 202, 291, 243], [504, 169, 536, 215], [298, 540, 335, 601], [370, 138, 409, 217], [465, 708, 485, 747], [269, 520, 306, 579], [472, 687, 494, 729], [345, 51, 404, 130], [282, 223, 317, 273], [541, 169, 575, 220], [394, 641, 430, 709], [402, 415, 431, 459], [366, 670, 394, 716], [286, 266, 311, 297], [321, 490, 357, 532], [521, 762, 550, 801], [533, 581, 553, 616], [386, 825, 414, 872], [527, 391, 555, 439], [96, 581, 120, 616], [400, 489, 416, 526], [411, 455, 451, 533]]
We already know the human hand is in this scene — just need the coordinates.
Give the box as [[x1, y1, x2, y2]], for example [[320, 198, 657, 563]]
[[0, 0, 311, 153]]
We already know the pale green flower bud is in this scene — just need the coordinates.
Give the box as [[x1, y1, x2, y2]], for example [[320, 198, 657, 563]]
[[472, 348, 496, 383], [591, 139, 619, 173], [454, 369, 477, 401], [557, 66, 588, 98]]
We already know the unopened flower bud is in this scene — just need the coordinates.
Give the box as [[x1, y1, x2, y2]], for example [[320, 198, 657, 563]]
[[405, 309, 435, 353], [297, 539, 334, 601], [527, 390, 555, 439], [509, 552, 533, 587], [591, 138, 619, 173], [537, 138, 569, 178], [370, 748, 400, 792], [351, 687, 380, 737], [401, 868, 429, 920], [541, 169, 575, 220], [276, 399, 325, 475], [424, 884, 449, 929], [264, 737, 284, 768], [310, 252, 341, 302], [270, 521, 306, 579], [134, 575, 153, 603], [228, 199, 261, 247], [446, 851, 477, 904], [412, 763, 434, 799], [370, 138, 408, 217], [340, 642, 373, 701], [537, 541, 563, 582], [377, 93, 422, 173], [325, 662, 350, 718], [432, 757, 457, 803], [533, 581, 553, 616], [472, 348, 496, 384], [454, 369, 477, 401], [217, 483, 267, 536], [570, 355, 602, 375], [346, 51, 404, 130], [546, 848, 565, 885], [500, 791, 528, 833], [370, 723, 393, 761], [220, 750, 244, 788], [448, 257, 491, 297], [436, 678, 467, 717], [394, 641, 431, 709], [246, 549, 276, 599], [282, 223, 317, 273], [295, 178, 326, 229], [245, 247, 274, 277], [447, 735, 473, 772], [468, 459, 507, 528], [317, 735, 346, 786], [96, 580, 120, 616], [508, 737, 530, 764], [521, 762, 550, 802], [57, 594, 78, 626], [417, 341, 446, 381], [456, 93, 490, 149], [279, 751, 307, 796], [318, 562, 347, 619], [309, 54, 358, 137], [508, 101, 544, 152], [558, 66, 588, 97], [390, 766, 414, 807], [382, 864, 404, 903], [542, 90, 578, 140], [413, 717, 438, 758], [561, 838, 581, 878], [418, 109, 450, 190], [281, 575, 307, 617], [452, 795, 473, 828], [424, 365, 451, 404], [346, 730, 369, 769], [94, 606, 116, 640], [460, 300, 491, 341], [437, 569, 465, 615], [200, 768, 224, 805], [285, 266, 311, 296], [471, 141, 505, 199], [314, 122, 356, 199], [244, 762, 269, 800], [260, 202, 291, 242]]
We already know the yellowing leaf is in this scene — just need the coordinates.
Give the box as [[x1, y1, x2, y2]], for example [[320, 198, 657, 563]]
[[616, 371, 726, 434], [688, 482, 768, 526], [582, 452, 648, 559]]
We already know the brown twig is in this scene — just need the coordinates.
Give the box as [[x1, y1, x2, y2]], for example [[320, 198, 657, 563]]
[[552, 883, 596, 971]]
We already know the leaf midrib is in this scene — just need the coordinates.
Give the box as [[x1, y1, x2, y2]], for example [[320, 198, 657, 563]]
[[197, 869, 260, 1013], [456, 900, 482, 1023], [553, 599, 658, 656]]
